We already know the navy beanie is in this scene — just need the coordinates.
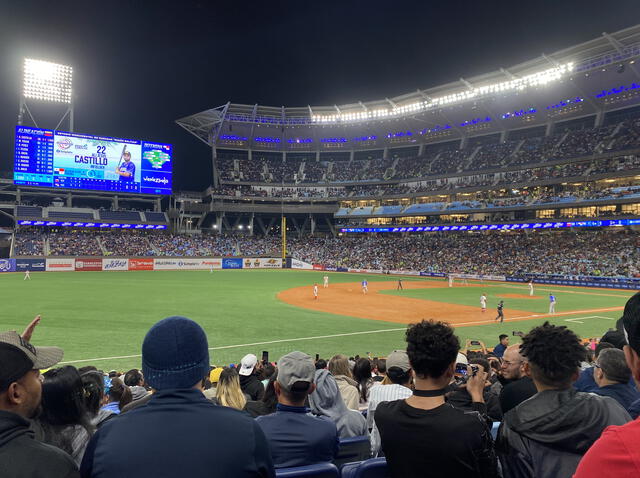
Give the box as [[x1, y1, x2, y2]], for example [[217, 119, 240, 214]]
[[142, 316, 210, 390]]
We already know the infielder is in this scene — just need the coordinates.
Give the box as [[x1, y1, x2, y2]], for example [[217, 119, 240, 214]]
[[480, 293, 487, 313], [448, 275, 454, 288], [362, 279, 368, 295], [313, 283, 319, 300], [397, 278, 404, 290], [549, 294, 556, 314], [323, 275, 329, 288], [529, 280, 534, 296]]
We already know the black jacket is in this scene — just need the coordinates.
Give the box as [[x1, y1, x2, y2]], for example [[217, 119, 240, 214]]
[[80, 388, 274, 478], [240, 374, 265, 401], [497, 388, 630, 478], [0, 410, 79, 478]]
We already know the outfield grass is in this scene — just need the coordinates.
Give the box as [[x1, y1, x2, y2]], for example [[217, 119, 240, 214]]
[[0, 270, 632, 371]]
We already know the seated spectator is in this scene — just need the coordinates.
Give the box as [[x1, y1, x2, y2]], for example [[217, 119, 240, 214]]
[[315, 358, 327, 370], [498, 344, 537, 414], [367, 350, 414, 457], [375, 321, 497, 477], [80, 316, 274, 477], [80, 371, 115, 427], [239, 354, 265, 401], [352, 358, 374, 409], [100, 378, 131, 415], [309, 369, 368, 439], [328, 354, 359, 410], [493, 334, 509, 358], [498, 322, 630, 478], [203, 366, 223, 400], [0, 330, 79, 478], [447, 358, 502, 422], [122, 368, 149, 403], [574, 341, 616, 392], [34, 366, 94, 466], [372, 358, 386, 382], [245, 376, 278, 418], [216, 367, 247, 410], [256, 351, 339, 468], [593, 348, 640, 410], [574, 292, 640, 477]]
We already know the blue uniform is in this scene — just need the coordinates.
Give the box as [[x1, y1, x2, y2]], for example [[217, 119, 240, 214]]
[[118, 160, 136, 182]]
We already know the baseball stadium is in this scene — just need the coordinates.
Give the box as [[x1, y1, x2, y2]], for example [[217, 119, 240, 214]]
[[2, 5, 640, 477]]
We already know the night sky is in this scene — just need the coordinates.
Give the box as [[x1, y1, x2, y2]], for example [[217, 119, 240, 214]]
[[1, 1, 639, 191]]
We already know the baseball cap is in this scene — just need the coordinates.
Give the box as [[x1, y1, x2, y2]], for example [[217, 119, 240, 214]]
[[0, 331, 64, 391], [456, 352, 468, 365], [277, 351, 315, 392], [239, 354, 258, 376], [209, 367, 223, 384], [386, 350, 411, 372]]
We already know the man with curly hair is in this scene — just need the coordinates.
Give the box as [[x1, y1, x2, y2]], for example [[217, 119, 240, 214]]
[[375, 320, 498, 478], [498, 322, 630, 478], [574, 292, 640, 477]]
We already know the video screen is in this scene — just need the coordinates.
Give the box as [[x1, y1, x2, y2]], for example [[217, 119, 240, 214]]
[[14, 126, 172, 195]]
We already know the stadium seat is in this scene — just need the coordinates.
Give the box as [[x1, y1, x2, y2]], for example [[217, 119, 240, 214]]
[[333, 435, 371, 467], [274, 462, 339, 478], [341, 458, 389, 478]]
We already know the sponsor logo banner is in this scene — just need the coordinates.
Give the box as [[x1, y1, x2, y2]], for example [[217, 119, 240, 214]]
[[15, 259, 46, 272], [153, 258, 222, 270], [389, 270, 421, 276], [312, 264, 325, 271], [291, 259, 313, 270], [46, 258, 75, 272], [336, 267, 348, 272], [222, 258, 243, 269], [75, 259, 103, 271], [102, 258, 129, 271], [243, 258, 282, 269], [420, 272, 445, 277], [129, 258, 154, 271], [0, 259, 16, 273]]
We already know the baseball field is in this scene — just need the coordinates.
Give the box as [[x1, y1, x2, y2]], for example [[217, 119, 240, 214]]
[[0, 269, 633, 371]]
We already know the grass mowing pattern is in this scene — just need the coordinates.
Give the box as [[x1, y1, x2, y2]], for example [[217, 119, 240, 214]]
[[0, 270, 631, 370]]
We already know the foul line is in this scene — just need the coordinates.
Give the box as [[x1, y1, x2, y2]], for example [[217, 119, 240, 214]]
[[58, 327, 407, 364]]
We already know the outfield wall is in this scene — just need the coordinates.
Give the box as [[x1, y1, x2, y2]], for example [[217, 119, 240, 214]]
[[2, 257, 283, 272]]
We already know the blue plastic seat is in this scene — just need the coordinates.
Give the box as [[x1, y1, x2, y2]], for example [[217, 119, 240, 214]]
[[341, 457, 389, 478], [334, 435, 371, 467], [275, 462, 339, 478]]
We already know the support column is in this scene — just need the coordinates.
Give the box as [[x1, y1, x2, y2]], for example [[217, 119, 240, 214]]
[[459, 137, 468, 149], [595, 110, 604, 127], [545, 121, 554, 137], [418, 144, 425, 156], [67, 193, 73, 208], [310, 214, 316, 235], [249, 213, 255, 236], [155, 198, 161, 212], [500, 130, 508, 143], [383, 147, 389, 159]]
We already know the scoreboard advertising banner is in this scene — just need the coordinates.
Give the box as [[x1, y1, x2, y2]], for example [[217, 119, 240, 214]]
[[75, 259, 103, 271], [14, 126, 172, 195]]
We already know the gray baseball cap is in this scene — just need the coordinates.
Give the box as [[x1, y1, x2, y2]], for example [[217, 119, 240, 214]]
[[277, 351, 315, 391], [386, 350, 411, 372], [0, 331, 63, 369]]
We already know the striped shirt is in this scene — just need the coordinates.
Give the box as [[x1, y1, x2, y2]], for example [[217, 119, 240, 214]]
[[367, 383, 413, 456]]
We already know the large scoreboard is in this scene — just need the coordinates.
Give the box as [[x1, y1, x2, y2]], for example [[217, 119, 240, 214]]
[[14, 126, 172, 195]]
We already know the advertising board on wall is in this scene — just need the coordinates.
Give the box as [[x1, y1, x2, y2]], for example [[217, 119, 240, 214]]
[[128, 258, 154, 271], [222, 258, 243, 269], [0, 259, 16, 273], [46, 258, 75, 271], [243, 258, 282, 269], [75, 259, 103, 271], [153, 258, 223, 270], [14, 259, 46, 272], [291, 259, 313, 270], [102, 258, 129, 271]]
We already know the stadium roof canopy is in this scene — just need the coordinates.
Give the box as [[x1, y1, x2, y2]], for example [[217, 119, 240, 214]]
[[177, 24, 640, 153]]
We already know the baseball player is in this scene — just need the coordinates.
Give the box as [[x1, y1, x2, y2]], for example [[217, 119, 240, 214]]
[[549, 294, 556, 314], [397, 278, 404, 290], [480, 293, 487, 313], [448, 275, 454, 288], [313, 283, 319, 300], [23, 270, 31, 281], [323, 275, 329, 288], [529, 280, 534, 296], [362, 279, 368, 295], [495, 300, 505, 323]]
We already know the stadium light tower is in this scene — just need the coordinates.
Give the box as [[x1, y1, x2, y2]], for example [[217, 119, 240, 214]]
[[18, 58, 74, 131]]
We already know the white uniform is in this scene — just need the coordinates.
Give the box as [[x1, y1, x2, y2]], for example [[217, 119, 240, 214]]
[[313, 285, 318, 299], [529, 281, 534, 296], [448, 275, 453, 287], [24, 270, 30, 280], [549, 295, 556, 314], [323, 275, 329, 288], [480, 295, 487, 311]]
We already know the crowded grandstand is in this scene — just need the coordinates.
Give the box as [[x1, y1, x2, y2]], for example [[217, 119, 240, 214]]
[[4, 9, 640, 478]]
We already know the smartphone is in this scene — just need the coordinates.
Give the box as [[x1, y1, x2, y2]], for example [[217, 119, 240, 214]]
[[315, 353, 319, 361], [455, 363, 468, 376], [470, 340, 481, 346], [512, 331, 524, 337], [261, 350, 269, 364]]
